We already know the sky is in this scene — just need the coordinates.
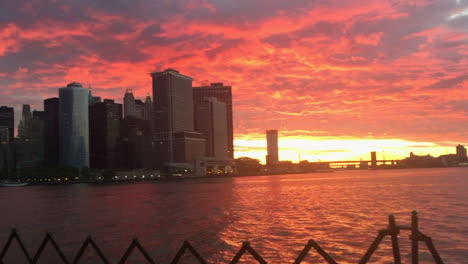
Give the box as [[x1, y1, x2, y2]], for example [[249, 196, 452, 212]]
[[1, 0, 467, 163]]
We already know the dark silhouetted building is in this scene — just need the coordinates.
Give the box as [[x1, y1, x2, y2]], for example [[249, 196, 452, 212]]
[[194, 97, 228, 158], [123, 89, 136, 118], [30, 110, 44, 162], [0, 106, 14, 143], [144, 94, 153, 131], [456, 144, 467, 161], [119, 117, 152, 169], [89, 99, 122, 168], [88, 89, 101, 106], [135, 99, 145, 119], [193, 83, 233, 158], [152, 69, 205, 167], [44, 98, 59, 166], [266, 130, 279, 165], [18, 104, 32, 140], [144, 95, 153, 121]]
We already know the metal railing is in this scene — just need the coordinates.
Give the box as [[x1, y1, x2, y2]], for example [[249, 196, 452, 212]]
[[0, 211, 445, 264]]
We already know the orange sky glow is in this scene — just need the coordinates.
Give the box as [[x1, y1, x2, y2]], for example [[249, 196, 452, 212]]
[[1, 0, 467, 163]]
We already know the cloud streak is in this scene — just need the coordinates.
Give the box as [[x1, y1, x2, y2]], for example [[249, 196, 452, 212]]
[[0, 0, 467, 158]]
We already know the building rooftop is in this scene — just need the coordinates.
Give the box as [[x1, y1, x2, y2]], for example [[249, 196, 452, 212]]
[[150, 69, 192, 80], [66, 82, 83, 88]]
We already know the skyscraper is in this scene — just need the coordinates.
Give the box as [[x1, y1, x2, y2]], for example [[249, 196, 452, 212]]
[[44, 98, 59, 166], [30, 110, 44, 162], [152, 69, 205, 165], [266, 130, 279, 165], [144, 94, 153, 131], [144, 95, 153, 121], [18, 104, 32, 140], [193, 83, 234, 158], [123, 89, 136, 118], [89, 99, 122, 168], [59, 82, 89, 168], [194, 97, 228, 158], [0, 106, 14, 143]]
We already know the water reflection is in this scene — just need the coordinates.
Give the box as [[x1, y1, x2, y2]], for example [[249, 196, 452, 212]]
[[0, 168, 466, 263]]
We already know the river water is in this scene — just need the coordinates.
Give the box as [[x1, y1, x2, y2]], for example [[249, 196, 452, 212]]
[[0, 168, 467, 263]]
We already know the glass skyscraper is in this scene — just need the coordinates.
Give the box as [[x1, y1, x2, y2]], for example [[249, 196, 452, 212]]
[[59, 82, 89, 168]]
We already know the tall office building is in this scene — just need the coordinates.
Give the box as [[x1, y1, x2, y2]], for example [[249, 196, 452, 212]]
[[44, 98, 59, 166], [144, 94, 153, 131], [0, 106, 14, 143], [152, 69, 205, 165], [89, 99, 122, 168], [193, 83, 233, 158], [123, 89, 136, 118], [266, 130, 279, 165], [194, 97, 228, 158], [144, 95, 153, 121], [59, 82, 89, 168], [18, 104, 32, 140], [30, 110, 44, 161]]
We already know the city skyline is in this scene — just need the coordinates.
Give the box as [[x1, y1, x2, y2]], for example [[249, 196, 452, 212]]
[[1, 0, 467, 163]]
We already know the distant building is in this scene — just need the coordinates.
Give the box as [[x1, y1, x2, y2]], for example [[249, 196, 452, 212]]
[[30, 110, 44, 162], [18, 104, 32, 140], [194, 97, 228, 159], [44, 98, 60, 166], [59, 82, 89, 168], [89, 99, 122, 169], [235, 157, 262, 175], [193, 83, 234, 158], [144, 95, 153, 122], [134, 99, 145, 119], [144, 94, 153, 131], [152, 69, 205, 167], [266, 130, 279, 165], [123, 89, 136, 118], [0, 106, 14, 143], [88, 89, 101, 105], [402, 152, 442, 168], [456, 144, 467, 161]]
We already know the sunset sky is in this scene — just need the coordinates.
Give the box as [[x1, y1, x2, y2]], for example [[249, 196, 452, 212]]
[[1, 0, 467, 163]]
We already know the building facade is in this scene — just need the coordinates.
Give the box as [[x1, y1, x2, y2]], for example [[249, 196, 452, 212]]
[[0, 106, 14, 143], [30, 110, 44, 163], [194, 97, 228, 159], [18, 104, 32, 140], [193, 83, 234, 158], [266, 130, 279, 165], [44, 98, 60, 166], [123, 89, 136, 118], [152, 69, 205, 166], [89, 99, 122, 169], [59, 82, 89, 168]]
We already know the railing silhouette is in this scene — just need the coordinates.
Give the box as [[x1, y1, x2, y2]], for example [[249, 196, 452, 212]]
[[0, 211, 445, 264]]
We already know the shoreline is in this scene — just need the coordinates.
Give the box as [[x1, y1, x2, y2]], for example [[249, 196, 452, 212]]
[[2, 166, 467, 187]]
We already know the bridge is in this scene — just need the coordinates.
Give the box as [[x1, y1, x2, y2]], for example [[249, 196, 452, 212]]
[[325, 151, 406, 169]]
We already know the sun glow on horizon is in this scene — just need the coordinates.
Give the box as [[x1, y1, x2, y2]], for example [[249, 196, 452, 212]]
[[234, 134, 459, 164]]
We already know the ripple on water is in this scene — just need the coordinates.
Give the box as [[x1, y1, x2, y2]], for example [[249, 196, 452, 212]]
[[0, 168, 466, 263]]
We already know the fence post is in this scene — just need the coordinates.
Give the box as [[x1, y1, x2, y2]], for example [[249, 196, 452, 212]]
[[411, 210, 418, 264], [389, 214, 401, 264]]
